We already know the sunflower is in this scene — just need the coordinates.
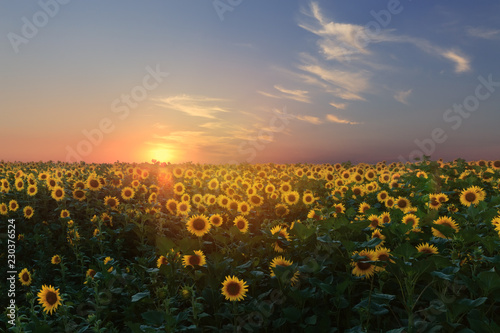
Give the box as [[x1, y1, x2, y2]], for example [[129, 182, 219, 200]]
[[0, 203, 8, 215], [166, 199, 178, 214], [302, 192, 316, 205], [177, 202, 191, 216], [103, 257, 114, 272], [72, 189, 86, 201], [384, 197, 395, 209], [428, 195, 442, 210], [27, 184, 38, 196], [210, 214, 224, 227], [374, 247, 394, 267], [221, 275, 248, 301], [51, 186, 65, 201], [172, 182, 185, 196], [104, 196, 120, 210], [234, 216, 249, 233], [379, 212, 391, 224], [18, 268, 32, 286], [283, 191, 300, 205], [157, 255, 168, 268], [492, 160, 500, 170], [248, 194, 264, 207], [416, 243, 439, 254], [270, 225, 290, 252], [358, 202, 371, 214], [402, 214, 420, 231], [86, 269, 96, 280], [9, 199, 19, 212], [334, 203, 346, 215], [238, 201, 251, 215], [269, 256, 292, 276], [371, 229, 385, 245], [192, 194, 203, 206], [351, 250, 377, 279], [395, 196, 411, 212], [208, 178, 219, 190], [228, 200, 239, 211], [459, 187, 481, 206], [51, 255, 61, 265], [186, 214, 211, 237], [368, 214, 382, 229], [37, 285, 63, 315], [23, 206, 34, 219], [275, 203, 289, 217], [60, 209, 70, 218], [432, 216, 460, 239], [377, 191, 389, 202], [121, 187, 135, 201], [86, 175, 102, 191], [182, 250, 206, 267]]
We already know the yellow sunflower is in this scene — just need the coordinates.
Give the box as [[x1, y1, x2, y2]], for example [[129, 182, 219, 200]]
[[18, 268, 32, 286], [37, 285, 63, 315], [0, 203, 8, 215], [86, 175, 102, 191], [186, 214, 211, 237], [51, 186, 65, 201], [176, 202, 191, 216], [282, 191, 300, 205], [157, 255, 168, 268], [210, 214, 224, 227], [402, 214, 420, 231], [23, 206, 34, 219], [302, 192, 316, 205], [351, 250, 377, 279], [27, 184, 38, 196], [270, 225, 290, 252], [358, 202, 371, 214], [416, 243, 439, 254], [238, 201, 251, 215], [234, 216, 249, 233], [9, 199, 19, 212], [104, 196, 120, 210], [221, 275, 248, 301], [121, 186, 135, 201], [182, 250, 206, 267], [459, 187, 483, 207], [432, 216, 460, 239], [72, 189, 86, 201], [166, 199, 178, 214], [51, 255, 61, 265], [269, 256, 300, 286], [275, 203, 289, 217]]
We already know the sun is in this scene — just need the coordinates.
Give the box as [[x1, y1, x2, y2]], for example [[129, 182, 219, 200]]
[[149, 148, 172, 163]]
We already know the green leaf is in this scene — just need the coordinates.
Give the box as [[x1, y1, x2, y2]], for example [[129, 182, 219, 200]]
[[131, 290, 150, 302], [141, 311, 165, 326], [282, 306, 301, 323], [477, 271, 500, 294]]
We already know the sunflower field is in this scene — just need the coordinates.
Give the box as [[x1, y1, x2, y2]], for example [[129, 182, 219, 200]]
[[1, 159, 500, 332]]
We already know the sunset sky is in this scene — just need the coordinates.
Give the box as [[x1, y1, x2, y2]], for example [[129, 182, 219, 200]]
[[2, 1, 500, 165]]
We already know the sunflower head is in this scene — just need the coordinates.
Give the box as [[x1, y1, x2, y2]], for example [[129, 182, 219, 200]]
[[19, 268, 32, 286], [37, 285, 63, 315], [221, 275, 248, 302]]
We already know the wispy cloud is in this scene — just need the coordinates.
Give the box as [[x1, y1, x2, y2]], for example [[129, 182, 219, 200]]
[[274, 85, 311, 103], [466, 26, 500, 40], [329, 101, 347, 110], [326, 114, 361, 125], [394, 89, 412, 105], [441, 50, 471, 73], [299, 2, 472, 74], [154, 94, 230, 119], [296, 115, 323, 125]]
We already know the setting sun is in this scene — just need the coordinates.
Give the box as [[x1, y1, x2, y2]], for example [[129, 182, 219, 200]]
[[149, 149, 173, 163]]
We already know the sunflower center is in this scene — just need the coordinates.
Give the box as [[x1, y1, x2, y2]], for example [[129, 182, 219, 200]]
[[357, 260, 372, 271], [398, 200, 407, 208], [237, 220, 246, 229], [192, 218, 206, 230], [378, 254, 389, 261], [22, 272, 29, 281], [55, 189, 63, 197], [45, 291, 58, 305], [420, 248, 433, 254], [465, 192, 476, 202], [89, 180, 99, 188], [226, 281, 241, 296], [188, 255, 200, 266]]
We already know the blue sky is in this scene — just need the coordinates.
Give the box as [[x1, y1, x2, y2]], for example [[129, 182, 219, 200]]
[[1, 0, 499, 164]]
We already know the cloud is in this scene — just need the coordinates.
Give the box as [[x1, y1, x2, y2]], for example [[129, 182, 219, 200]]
[[326, 114, 361, 125], [299, 2, 472, 74], [154, 94, 230, 119], [296, 115, 323, 125], [466, 26, 500, 40], [441, 50, 471, 73], [394, 89, 412, 105], [199, 122, 224, 129], [273, 85, 311, 103], [329, 101, 347, 110]]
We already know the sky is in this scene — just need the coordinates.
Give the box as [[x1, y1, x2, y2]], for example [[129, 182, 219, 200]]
[[1, 0, 499, 165]]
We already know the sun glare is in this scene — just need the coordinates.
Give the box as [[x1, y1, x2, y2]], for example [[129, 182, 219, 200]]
[[149, 149, 172, 163]]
